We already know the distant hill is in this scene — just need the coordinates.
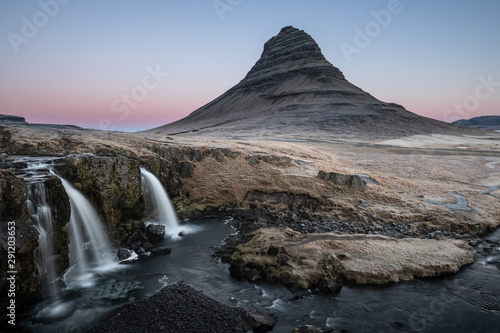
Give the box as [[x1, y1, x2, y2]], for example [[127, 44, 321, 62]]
[[148, 26, 473, 141], [453, 116, 500, 130], [0, 114, 27, 124], [0, 114, 83, 130]]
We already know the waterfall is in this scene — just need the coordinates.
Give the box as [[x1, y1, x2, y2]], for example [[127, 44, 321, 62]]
[[140, 168, 182, 238], [28, 182, 59, 303], [59, 178, 117, 286]]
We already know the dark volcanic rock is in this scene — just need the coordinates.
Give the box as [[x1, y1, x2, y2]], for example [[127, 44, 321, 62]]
[[43, 176, 71, 275], [149, 26, 465, 140], [291, 325, 324, 333], [145, 224, 165, 240], [246, 268, 262, 283], [150, 246, 171, 255], [117, 248, 136, 262], [88, 283, 252, 333], [245, 309, 278, 333], [0, 170, 39, 316]]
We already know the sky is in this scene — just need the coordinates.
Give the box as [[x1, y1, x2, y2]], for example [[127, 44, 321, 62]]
[[1, 0, 499, 131]]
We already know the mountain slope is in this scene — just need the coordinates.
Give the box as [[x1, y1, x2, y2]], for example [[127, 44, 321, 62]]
[[454, 116, 500, 130], [148, 26, 468, 140]]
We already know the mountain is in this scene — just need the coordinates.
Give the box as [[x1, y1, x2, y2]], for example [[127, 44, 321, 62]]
[[148, 26, 468, 140], [453, 116, 500, 130]]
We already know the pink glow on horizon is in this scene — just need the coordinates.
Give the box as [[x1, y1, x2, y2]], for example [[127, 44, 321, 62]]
[[0, 85, 217, 130], [4, 93, 497, 131], [2, 63, 498, 131]]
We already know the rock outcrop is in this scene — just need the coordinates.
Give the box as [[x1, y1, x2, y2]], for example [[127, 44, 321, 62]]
[[43, 176, 71, 276], [318, 170, 367, 191], [54, 155, 144, 244], [229, 228, 343, 293], [228, 228, 476, 289], [0, 170, 39, 312], [149, 26, 465, 140], [0, 114, 27, 124]]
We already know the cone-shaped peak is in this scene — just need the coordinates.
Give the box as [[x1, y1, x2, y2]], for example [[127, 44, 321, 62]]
[[148, 26, 460, 140], [263, 26, 322, 59], [243, 25, 345, 83]]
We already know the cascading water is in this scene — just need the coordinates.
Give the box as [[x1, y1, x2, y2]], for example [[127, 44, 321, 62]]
[[140, 168, 187, 239], [59, 178, 117, 286], [27, 182, 59, 303]]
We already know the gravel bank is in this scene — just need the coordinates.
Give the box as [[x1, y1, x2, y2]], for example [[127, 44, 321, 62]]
[[88, 283, 253, 333]]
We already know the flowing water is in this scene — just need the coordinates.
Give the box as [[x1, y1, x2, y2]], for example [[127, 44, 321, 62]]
[[27, 182, 59, 304], [19, 158, 64, 306], [140, 167, 197, 239], [58, 177, 118, 288], [19, 218, 500, 332]]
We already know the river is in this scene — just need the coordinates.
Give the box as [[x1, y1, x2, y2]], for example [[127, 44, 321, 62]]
[[18, 218, 500, 333]]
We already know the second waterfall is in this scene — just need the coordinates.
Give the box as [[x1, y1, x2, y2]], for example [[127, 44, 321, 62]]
[[140, 168, 188, 239]]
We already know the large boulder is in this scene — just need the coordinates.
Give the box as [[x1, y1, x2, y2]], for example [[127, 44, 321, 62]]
[[350, 175, 366, 191], [318, 170, 366, 190], [117, 248, 138, 263], [245, 310, 278, 333], [145, 224, 165, 241]]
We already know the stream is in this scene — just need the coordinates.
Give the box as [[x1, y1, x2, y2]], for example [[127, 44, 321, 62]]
[[19, 218, 500, 333]]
